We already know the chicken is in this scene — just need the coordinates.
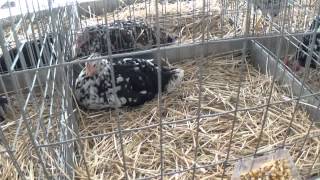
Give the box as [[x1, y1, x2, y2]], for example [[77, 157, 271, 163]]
[[74, 54, 184, 110], [75, 18, 177, 57], [284, 16, 320, 72]]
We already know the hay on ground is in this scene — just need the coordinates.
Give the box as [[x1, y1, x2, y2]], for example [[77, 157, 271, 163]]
[[72, 52, 320, 179]]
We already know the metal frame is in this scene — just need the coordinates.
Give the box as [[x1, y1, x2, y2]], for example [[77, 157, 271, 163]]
[[0, 0, 319, 179]]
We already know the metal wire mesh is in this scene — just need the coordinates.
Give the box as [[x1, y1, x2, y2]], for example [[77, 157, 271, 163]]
[[0, 0, 319, 179]]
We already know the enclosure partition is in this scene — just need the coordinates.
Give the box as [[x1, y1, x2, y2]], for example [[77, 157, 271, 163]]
[[0, 0, 79, 179], [0, 0, 319, 179]]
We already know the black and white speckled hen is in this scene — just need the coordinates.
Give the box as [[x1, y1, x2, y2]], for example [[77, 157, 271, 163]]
[[74, 54, 184, 110], [75, 18, 177, 57], [284, 16, 320, 71]]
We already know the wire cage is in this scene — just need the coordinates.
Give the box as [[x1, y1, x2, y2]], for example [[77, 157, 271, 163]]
[[0, 0, 320, 179]]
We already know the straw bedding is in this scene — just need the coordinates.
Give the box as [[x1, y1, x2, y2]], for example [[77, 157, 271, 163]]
[[1, 0, 317, 55], [1, 0, 318, 44], [288, 64, 320, 95], [0, 1, 320, 179], [0, 90, 68, 179], [78, 0, 238, 44], [78, 0, 320, 48], [1, 0, 234, 56], [71, 52, 320, 179], [0, 52, 320, 179], [303, 69, 320, 93]]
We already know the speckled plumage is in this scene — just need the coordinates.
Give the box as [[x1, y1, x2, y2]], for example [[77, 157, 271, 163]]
[[74, 55, 184, 110], [75, 18, 177, 57], [295, 16, 320, 69]]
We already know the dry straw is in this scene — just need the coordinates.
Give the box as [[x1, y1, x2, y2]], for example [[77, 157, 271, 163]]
[[72, 52, 320, 179], [0, 50, 319, 179], [1, 0, 320, 179]]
